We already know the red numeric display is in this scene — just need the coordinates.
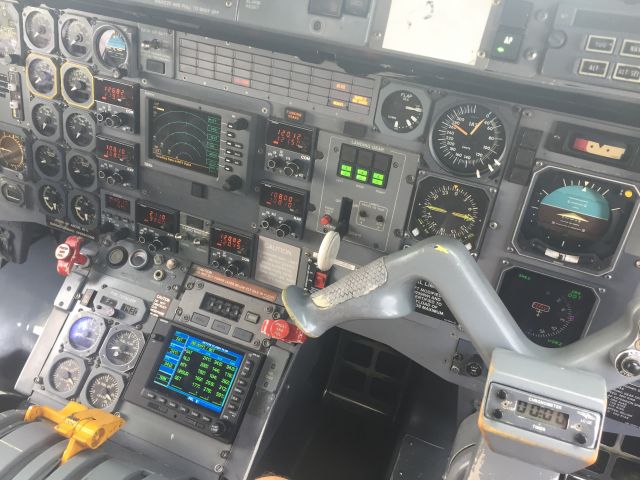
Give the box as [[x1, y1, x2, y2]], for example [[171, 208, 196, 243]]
[[266, 121, 313, 155], [259, 183, 306, 217], [212, 228, 252, 257]]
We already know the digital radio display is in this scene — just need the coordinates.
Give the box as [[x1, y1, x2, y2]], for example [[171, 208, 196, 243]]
[[104, 193, 131, 214], [136, 202, 179, 233], [151, 329, 244, 414], [95, 78, 137, 109], [212, 227, 252, 257], [259, 183, 307, 217], [96, 137, 137, 165], [266, 121, 314, 155]]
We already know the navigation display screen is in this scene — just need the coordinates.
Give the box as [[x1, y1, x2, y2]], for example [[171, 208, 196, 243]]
[[149, 100, 221, 177], [152, 329, 244, 414]]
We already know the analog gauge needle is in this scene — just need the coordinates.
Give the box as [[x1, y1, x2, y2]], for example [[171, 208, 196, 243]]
[[470, 119, 485, 136], [426, 205, 448, 214], [452, 212, 475, 222], [452, 124, 469, 136]]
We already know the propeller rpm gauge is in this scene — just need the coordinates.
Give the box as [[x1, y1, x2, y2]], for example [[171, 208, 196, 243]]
[[432, 104, 506, 178], [408, 176, 490, 252], [380, 90, 424, 133], [100, 327, 144, 372]]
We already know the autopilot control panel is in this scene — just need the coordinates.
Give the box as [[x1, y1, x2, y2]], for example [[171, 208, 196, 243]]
[[2, 0, 640, 478]]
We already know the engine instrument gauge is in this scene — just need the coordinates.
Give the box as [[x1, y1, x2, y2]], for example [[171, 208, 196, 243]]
[[408, 176, 491, 252], [24, 8, 55, 53], [380, 90, 424, 133], [100, 326, 144, 372], [498, 267, 597, 348], [0, 3, 20, 58], [32, 102, 60, 139], [46, 353, 86, 398], [84, 370, 124, 411], [0, 131, 25, 173], [64, 111, 95, 149], [69, 193, 99, 228], [61, 63, 94, 108], [516, 168, 638, 273], [26, 54, 57, 99], [66, 313, 106, 355], [432, 104, 506, 178], [95, 26, 129, 70], [60, 16, 92, 60], [34, 143, 62, 178], [38, 183, 65, 216], [67, 153, 96, 189]]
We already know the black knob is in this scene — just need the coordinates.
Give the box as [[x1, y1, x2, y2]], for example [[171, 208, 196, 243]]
[[229, 118, 249, 130], [106, 113, 127, 128], [101, 221, 116, 234], [210, 421, 226, 436], [138, 232, 153, 245], [225, 262, 241, 278], [497, 389, 507, 400], [266, 157, 283, 170], [260, 217, 276, 230], [622, 357, 640, 376], [150, 237, 168, 252], [493, 409, 503, 419], [283, 162, 300, 177], [222, 175, 243, 192], [276, 222, 293, 238], [106, 171, 125, 186], [111, 227, 130, 242], [211, 257, 226, 269], [575, 433, 587, 445]]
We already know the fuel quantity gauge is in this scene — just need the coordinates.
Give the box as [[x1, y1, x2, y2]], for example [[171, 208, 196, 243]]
[[408, 176, 491, 252]]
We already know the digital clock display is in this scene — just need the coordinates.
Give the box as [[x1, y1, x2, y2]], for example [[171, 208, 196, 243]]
[[105, 193, 131, 214], [96, 136, 137, 166], [516, 401, 569, 430], [266, 121, 314, 156], [212, 227, 252, 257], [259, 183, 307, 217], [136, 202, 179, 233], [95, 78, 137, 109]]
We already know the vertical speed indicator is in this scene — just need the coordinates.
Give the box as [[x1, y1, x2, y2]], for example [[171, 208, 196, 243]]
[[432, 104, 506, 178]]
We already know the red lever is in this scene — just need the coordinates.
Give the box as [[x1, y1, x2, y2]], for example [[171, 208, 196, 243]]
[[55, 236, 89, 276], [261, 319, 307, 344]]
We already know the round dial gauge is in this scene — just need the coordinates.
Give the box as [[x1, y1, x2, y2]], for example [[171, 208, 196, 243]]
[[65, 112, 95, 148], [380, 90, 424, 133], [86, 372, 121, 410], [62, 64, 94, 107], [0, 131, 25, 172], [432, 104, 506, 178], [32, 103, 59, 138], [517, 169, 638, 272], [27, 55, 57, 98], [67, 315, 105, 353], [103, 328, 143, 371], [60, 16, 92, 60], [49, 356, 83, 394], [70, 194, 98, 227], [95, 27, 128, 69], [0, 4, 19, 58], [34, 144, 62, 178], [67, 153, 95, 188], [409, 177, 490, 251], [38, 183, 64, 215], [24, 9, 55, 52]]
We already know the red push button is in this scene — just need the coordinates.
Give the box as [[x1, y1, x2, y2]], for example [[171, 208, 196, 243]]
[[261, 319, 307, 344], [313, 271, 328, 289], [320, 214, 332, 226]]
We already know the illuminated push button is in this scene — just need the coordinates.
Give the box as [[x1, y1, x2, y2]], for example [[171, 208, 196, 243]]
[[491, 27, 525, 62], [355, 168, 369, 183], [320, 214, 332, 226], [339, 163, 354, 179]]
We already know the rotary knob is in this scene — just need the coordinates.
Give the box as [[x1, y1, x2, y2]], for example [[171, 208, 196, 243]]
[[224, 262, 242, 278], [283, 161, 300, 177], [616, 350, 640, 377], [260, 216, 276, 230], [275, 222, 293, 238]]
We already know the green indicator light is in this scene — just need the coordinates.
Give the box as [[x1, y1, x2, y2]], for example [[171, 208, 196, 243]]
[[341, 164, 353, 172], [340, 170, 351, 178], [357, 168, 368, 175], [373, 173, 385, 180], [356, 175, 367, 182], [372, 178, 384, 186], [497, 46, 505, 53]]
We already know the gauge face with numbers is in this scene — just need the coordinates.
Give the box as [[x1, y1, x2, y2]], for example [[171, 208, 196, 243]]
[[380, 90, 424, 133], [432, 104, 506, 178], [86, 372, 121, 410], [408, 176, 490, 252], [49, 355, 84, 395]]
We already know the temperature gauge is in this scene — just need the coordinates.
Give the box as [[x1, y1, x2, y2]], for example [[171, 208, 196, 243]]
[[64, 110, 96, 150], [69, 192, 99, 228], [23, 7, 55, 53], [31, 102, 60, 139], [34, 142, 63, 179], [38, 182, 65, 217], [26, 54, 58, 99], [60, 15, 92, 60], [61, 63, 95, 108]]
